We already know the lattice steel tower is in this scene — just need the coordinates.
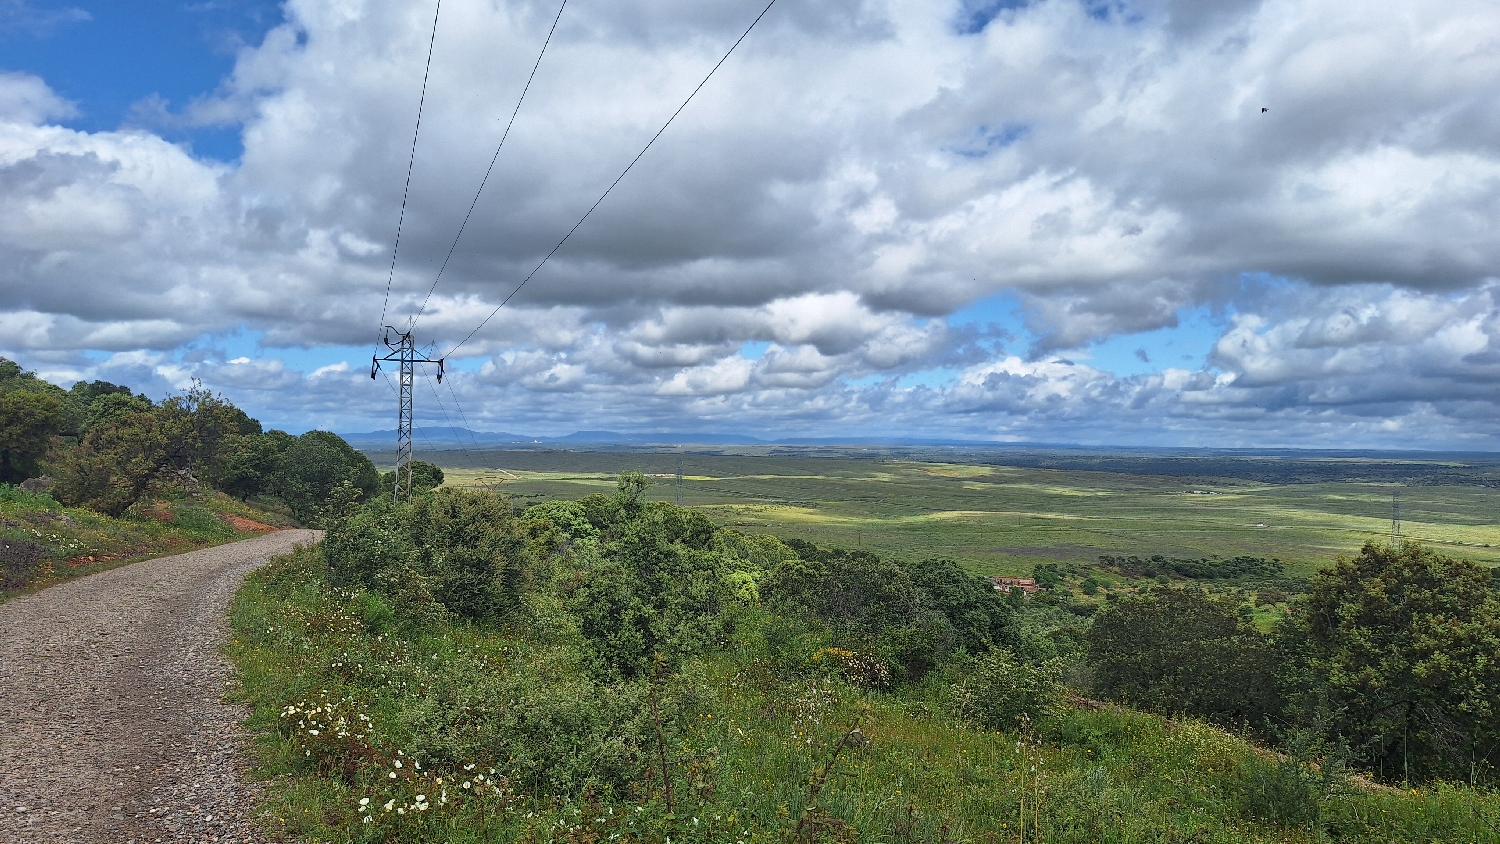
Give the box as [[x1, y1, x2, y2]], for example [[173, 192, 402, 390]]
[[1391, 489, 1402, 548], [371, 326, 445, 500]]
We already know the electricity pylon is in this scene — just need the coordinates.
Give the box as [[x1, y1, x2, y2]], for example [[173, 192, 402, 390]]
[[1391, 489, 1402, 548], [371, 326, 445, 500]]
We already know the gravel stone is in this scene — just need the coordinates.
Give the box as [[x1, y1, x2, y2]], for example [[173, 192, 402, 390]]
[[0, 530, 321, 843]]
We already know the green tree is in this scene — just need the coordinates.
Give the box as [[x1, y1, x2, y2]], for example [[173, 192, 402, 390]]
[[0, 390, 65, 483], [1294, 542, 1500, 784], [215, 430, 295, 500], [49, 406, 166, 515], [899, 556, 1015, 655], [154, 384, 262, 478], [270, 430, 379, 524], [379, 460, 445, 496], [1087, 586, 1281, 729], [68, 380, 148, 433], [1033, 562, 1064, 590], [83, 391, 154, 429]]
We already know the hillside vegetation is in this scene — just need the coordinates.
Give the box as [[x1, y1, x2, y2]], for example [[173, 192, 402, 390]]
[[229, 477, 1500, 842], [0, 355, 390, 594], [0, 483, 291, 598]]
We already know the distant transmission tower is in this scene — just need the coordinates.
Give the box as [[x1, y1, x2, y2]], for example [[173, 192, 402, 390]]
[[675, 457, 684, 506], [371, 327, 445, 500], [1391, 489, 1402, 548]]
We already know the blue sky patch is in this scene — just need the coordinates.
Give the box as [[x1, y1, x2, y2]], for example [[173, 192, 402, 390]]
[[955, 0, 1031, 35], [0, 0, 284, 161]]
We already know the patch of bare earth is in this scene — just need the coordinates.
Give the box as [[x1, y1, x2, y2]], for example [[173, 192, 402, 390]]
[[0, 530, 320, 843]]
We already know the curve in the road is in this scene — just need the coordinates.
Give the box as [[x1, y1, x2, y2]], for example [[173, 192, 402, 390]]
[[0, 530, 320, 844]]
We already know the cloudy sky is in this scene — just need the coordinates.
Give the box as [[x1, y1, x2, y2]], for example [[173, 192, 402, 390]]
[[2, 0, 1498, 448]]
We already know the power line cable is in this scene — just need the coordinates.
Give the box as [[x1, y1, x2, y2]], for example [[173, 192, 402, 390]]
[[440, 0, 781, 360], [408, 0, 569, 334], [422, 372, 476, 466], [442, 375, 489, 458], [375, 0, 445, 345]]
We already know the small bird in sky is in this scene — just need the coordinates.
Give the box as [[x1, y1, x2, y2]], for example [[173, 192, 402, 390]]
[[1261, 107, 1269, 113]]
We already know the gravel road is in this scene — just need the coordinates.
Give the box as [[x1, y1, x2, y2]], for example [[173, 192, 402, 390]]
[[0, 530, 320, 843]]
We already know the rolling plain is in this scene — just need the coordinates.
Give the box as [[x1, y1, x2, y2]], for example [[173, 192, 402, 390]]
[[370, 445, 1500, 579]]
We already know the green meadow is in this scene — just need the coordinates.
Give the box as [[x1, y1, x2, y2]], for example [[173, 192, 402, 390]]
[[401, 449, 1500, 578]]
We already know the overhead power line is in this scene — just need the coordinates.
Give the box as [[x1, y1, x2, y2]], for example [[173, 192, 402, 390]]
[[423, 372, 476, 466], [409, 0, 570, 334], [441, 0, 782, 360], [376, 0, 445, 346], [443, 376, 490, 459]]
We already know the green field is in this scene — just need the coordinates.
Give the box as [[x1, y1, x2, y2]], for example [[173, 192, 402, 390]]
[[373, 448, 1500, 579]]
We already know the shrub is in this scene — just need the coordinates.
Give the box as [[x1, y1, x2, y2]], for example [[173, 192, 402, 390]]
[[325, 505, 417, 589], [326, 488, 531, 623], [762, 547, 959, 683], [562, 509, 735, 678], [950, 648, 1064, 730]]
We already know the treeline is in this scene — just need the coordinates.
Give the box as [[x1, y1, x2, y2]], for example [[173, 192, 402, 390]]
[[0, 356, 391, 523], [1097, 553, 1284, 580]]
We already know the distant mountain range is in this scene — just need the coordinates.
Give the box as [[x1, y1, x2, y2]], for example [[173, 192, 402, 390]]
[[339, 426, 1002, 449]]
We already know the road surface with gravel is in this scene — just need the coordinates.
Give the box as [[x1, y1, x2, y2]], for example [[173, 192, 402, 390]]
[[0, 530, 320, 843]]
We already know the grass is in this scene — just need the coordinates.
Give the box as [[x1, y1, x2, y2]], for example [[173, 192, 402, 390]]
[[0, 483, 293, 600], [228, 544, 1500, 843], [418, 453, 1500, 579]]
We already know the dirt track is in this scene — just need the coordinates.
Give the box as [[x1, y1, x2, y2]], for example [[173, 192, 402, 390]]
[[0, 530, 320, 843]]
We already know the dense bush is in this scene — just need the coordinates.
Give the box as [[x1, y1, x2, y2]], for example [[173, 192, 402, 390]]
[[326, 487, 532, 622], [950, 647, 1064, 730], [1087, 586, 1282, 729], [562, 506, 736, 678], [761, 542, 1017, 683]]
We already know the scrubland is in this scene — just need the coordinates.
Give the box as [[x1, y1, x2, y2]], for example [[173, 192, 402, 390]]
[[228, 478, 1500, 843]]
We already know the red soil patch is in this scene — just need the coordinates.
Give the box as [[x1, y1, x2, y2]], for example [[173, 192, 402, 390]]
[[220, 514, 276, 533]]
